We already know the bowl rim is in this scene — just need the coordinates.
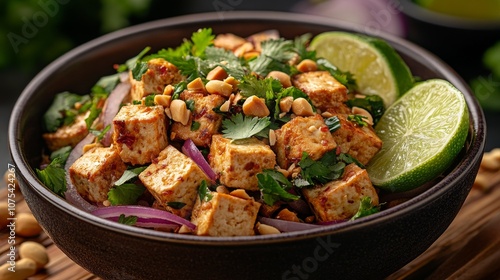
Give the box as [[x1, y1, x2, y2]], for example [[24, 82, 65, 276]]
[[9, 10, 486, 245], [399, 0, 500, 30]]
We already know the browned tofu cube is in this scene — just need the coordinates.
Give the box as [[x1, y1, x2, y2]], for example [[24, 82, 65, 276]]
[[170, 91, 226, 147], [139, 145, 209, 218], [113, 105, 168, 166], [213, 33, 247, 51], [331, 114, 382, 165], [209, 135, 276, 191], [292, 71, 350, 114], [302, 163, 379, 222], [42, 112, 89, 151], [129, 58, 184, 101], [191, 192, 261, 236], [69, 146, 127, 203], [274, 114, 337, 169]]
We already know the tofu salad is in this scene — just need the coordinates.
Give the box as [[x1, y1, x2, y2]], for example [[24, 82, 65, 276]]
[[37, 28, 396, 237]]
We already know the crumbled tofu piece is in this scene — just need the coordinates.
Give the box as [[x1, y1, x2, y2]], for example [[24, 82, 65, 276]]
[[112, 105, 168, 165], [292, 71, 350, 114], [331, 114, 382, 165], [139, 145, 209, 218], [42, 112, 89, 151], [191, 191, 261, 236], [69, 146, 127, 203], [302, 163, 379, 222], [209, 135, 276, 191], [274, 114, 337, 169], [129, 58, 184, 101], [170, 91, 226, 147]]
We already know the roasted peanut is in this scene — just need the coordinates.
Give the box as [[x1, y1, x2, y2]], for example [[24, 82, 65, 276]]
[[0, 258, 37, 280], [223, 76, 239, 92], [279, 96, 294, 113], [257, 223, 280, 235], [163, 84, 174, 95], [207, 66, 228, 81], [297, 59, 318, 72], [234, 42, 254, 57], [291, 98, 314, 116], [169, 99, 191, 126], [242, 95, 270, 117], [230, 189, 251, 200], [154, 95, 172, 107], [266, 71, 292, 88], [0, 202, 8, 229], [16, 212, 43, 237], [187, 77, 205, 92], [352, 106, 374, 125], [276, 208, 300, 222], [205, 80, 233, 97], [216, 185, 230, 194], [19, 241, 49, 269], [269, 129, 276, 146], [219, 100, 231, 113]]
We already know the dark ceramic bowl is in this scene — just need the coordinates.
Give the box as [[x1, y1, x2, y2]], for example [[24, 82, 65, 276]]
[[398, 0, 500, 80], [9, 11, 486, 280]]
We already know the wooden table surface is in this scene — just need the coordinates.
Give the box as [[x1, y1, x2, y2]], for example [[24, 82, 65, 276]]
[[1, 152, 500, 280]]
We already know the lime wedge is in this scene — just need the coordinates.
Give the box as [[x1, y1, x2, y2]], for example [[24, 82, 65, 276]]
[[310, 31, 414, 107], [366, 79, 469, 192]]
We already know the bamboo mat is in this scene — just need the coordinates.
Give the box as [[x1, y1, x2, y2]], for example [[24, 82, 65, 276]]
[[1, 153, 500, 280]]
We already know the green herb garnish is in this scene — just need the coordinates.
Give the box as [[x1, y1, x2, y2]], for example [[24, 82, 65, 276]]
[[351, 196, 380, 220], [107, 183, 145, 206], [36, 157, 66, 197], [118, 214, 138, 225], [257, 170, 299, 206], [198, 180, 213, 202]]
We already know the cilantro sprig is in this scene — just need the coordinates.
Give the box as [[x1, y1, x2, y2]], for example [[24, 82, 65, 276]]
[[257, 170, 299, 206], [221, 113, 271, 141], [36, 157, 67, 197], [351, 196, 381, 220]]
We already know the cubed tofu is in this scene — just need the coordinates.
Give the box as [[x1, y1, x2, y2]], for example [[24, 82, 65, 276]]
[[302, 163, 379, 222], [113, 105, 168, 165], [331, 114, 382, 165], [191, 191, 261, 236], [139, 145, 209, 218], [69, 146, 127, 203], [209, 135, 276, 191], [42, 112, 89, 151], [213, 33, 247, 51], [129, 58, 184, 101], [292, 71, 350, 114], [274, 114, 337, 169], [170, 91, 226, 147]]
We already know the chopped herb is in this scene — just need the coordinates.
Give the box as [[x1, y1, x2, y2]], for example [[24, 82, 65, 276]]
[[132, 61, 149, 81], [351, 196, 380, 220], [114, 166, 147, 186], [132, 100, 142, 105], [90, 125, 111, 142], [348, 114, 368, 127], [295, 151, 346, 187], [62, 109, 77, 126], [198, 180, 213, 202], [205, 46, 246, 79], [249, 38, 295, 77], [118, 214, 138, 225], [36, 157, 66, 197], [85, 92, 108, 130], [185, 99, 196, 111], [43, 92, 87, 132], [257, 170, 299, 206], [316, 58, 357, 91], [92, 73, 120, 94], [107, 183, 145, 206], [171, 81, 187, 100], [167, 202, 186, 209], [49, 146, 72, 163], [191, 121, 201, 131], [222, 113, 271, 141], [144, 94, 156, 106], [294, 33, 316, 60], [325, 116, 341, 133], [346, 95, 385, 125], [337, 153, 365, 169], [125, 46, 151, 71]]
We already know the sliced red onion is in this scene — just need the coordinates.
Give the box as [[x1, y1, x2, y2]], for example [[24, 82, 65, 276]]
[[99, 80, 131, 146], [92, 205, 196, 230], [317, 219, 348, 226], [64, 133, 98, 212], [259, 217, 322, 232], [182, 139, 217, 182], [287, 199, 312, 216], [104, 216, 180, 230]]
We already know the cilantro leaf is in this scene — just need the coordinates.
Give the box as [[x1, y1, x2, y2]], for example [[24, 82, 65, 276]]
[[221, 113, 271, 140], [166, 202, 186, 209], [325, 116, 341, 133], [198, 180, 213, 202], [249, 38, 295, 77], [92, 73, 120, 94], [107, 183, 145, 206], [257, 170, 299, 206], [125, 46, 151, 71], [132, 61, 149, 81], [49, 146, 72, 163], [295, 151, 346, 187], [351, 196, 380, 220], [43, 92, 87, 132], [346, 95, 385, 125], [348, 114, 369, 127], [114, 166, 147, 186], [36, 157, 66, 197], [205, 46, 246, 79], [294, 33, 316, 60], [190, 28, 215, 58], [118, 214, 138, 225], [84, 92, 107, 130]]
